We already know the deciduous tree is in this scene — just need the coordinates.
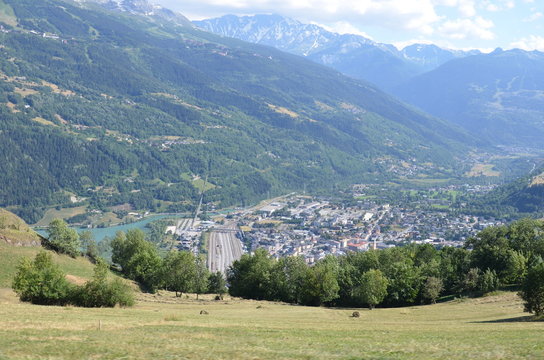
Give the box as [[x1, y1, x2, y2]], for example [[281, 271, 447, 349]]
[[47, 218, 81, 257], [355, 269, 389, 309], [519, 262, 544, 317]]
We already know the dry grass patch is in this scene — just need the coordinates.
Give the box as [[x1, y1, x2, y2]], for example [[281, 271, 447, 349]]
[[267, 104, 299, 118], [530, 172, 544, 186], [6, 102, 19, 113], [41, 80, 75, 96], [32, 117, 58, 127], [14, 87, 38, 96], [466, 163, 501, 177]]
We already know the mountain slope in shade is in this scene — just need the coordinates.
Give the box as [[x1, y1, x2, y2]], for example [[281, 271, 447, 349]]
[[393, 49, 544, 147], [194, 14, 478, 90]]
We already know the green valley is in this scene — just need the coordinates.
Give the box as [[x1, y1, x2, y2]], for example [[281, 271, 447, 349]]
[[0, 0, 473, 224]]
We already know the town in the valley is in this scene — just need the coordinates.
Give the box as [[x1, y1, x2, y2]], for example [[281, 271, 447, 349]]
[[168, 183, 503, 269]]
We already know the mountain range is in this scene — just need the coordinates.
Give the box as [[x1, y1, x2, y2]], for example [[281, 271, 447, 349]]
[[0, 0, 472, 223], [393, 48, 544, 147], [194, 14, 480, 91], [196, 14, 544, 149]]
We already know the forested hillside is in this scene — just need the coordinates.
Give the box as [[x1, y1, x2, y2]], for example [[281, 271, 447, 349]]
[[0, 0, 472, 223], [465, 166, 544, 218]]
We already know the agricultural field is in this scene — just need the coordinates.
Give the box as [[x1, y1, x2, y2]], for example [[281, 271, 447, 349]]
[[0, 290, 542, 359]]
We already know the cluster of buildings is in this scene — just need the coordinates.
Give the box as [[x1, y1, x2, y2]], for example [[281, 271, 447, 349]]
[[237, 190, 503, 264]]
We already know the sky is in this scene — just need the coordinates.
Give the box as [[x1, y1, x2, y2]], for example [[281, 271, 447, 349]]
[[151, 0, 544, 51]]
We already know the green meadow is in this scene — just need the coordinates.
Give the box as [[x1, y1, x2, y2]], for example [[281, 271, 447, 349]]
[[0, 289, 542, 360]]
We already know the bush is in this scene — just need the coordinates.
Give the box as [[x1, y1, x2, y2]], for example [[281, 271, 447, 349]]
[[13, 253, 134, 308], [519, 262, 544, 317], [12, 251, 75, 305], [422, 277, 443, 304], [478, 269, 500, 294], [75, 259, 135, 308]]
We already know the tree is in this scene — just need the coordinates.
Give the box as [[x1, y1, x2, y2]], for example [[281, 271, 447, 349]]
[[161, 251, 196, 297], [439, 247, 470, 294], [460, 268, 480, 293], [519, 262, 544, 317], [269, 256, 308, 303], [80, 230, 98, 261], [111, 229, 162, 291], [508, 218, 544, 259], [355, 269, 389, 309], [228, 249, 273, 300], [208, 271, 227, 299], [466, 226, 510, 282], [301, 256, 340, 306], [503, 250, 527, 284], [194, 255, 209, 299], [47, 218, 81, 257], [12, 251, 74, 305], [422, 277, 443, 304], [383, 260, 421, 306]]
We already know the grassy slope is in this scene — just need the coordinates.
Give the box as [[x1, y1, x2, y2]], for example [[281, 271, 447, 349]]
[[0, 242, 99, 288], [0, 291, 541, 359], [0, 209, 42, 246]]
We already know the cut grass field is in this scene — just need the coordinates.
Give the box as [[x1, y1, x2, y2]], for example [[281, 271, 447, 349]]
[[0, 290, 542, 359]]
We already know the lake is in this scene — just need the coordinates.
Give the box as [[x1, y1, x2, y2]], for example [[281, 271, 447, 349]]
[[35, 214, 175, 242]]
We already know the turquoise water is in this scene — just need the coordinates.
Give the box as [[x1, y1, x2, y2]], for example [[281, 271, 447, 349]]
[[35, 215, 172, 242]]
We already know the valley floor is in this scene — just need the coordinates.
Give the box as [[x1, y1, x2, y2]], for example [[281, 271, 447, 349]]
[[0, 290, 542, 359]]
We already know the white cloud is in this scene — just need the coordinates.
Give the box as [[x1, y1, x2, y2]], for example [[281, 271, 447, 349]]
[[438, 16, 495, 40], [524, 12, 543, 22], [154, 0, 442, 34], [486, 3, 500, 11], [510, 35, 544, 51], [433, 0, 476, 17], [318, 21, 374, 39], [483, 0, 516, 12]]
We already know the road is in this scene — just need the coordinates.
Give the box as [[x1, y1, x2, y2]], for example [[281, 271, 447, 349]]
[[207, 222, 243, 274]]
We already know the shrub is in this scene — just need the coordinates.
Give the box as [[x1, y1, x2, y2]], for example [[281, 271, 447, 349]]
[[75, 259, 135, 308], [12, 251, 74, 305], [13, 253, 134, 308], [519, 262, 544, 317], [422, 277, 443, 304], [478, 269, 500, 294]]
